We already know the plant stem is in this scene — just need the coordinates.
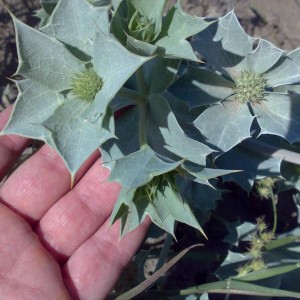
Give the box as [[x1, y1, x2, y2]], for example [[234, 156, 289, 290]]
[[134, 66, 149, 147], [271, 193, 278, 235], [136, 67, 148, 95], [138, 102, 148, 146], [155, 232, 174, 272]]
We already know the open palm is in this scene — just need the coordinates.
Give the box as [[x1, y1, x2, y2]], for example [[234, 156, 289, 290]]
[[0, 106, 150, 299]]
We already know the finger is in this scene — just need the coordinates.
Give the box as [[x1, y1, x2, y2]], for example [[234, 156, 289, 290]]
[[0, 143, 100, 224], [35, 159, 121, 262], [62, 217, 151, 300], [0, 203, 70, 299], [0, 105, 30, 181]]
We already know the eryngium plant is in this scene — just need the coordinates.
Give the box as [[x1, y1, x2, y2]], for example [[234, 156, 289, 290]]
[[2, 0, 300, 239]]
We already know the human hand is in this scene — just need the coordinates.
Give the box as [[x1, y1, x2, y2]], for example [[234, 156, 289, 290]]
[[0, 105, 151, 299]]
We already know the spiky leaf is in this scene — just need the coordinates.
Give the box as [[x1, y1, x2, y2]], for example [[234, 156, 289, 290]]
[[194, 101, 254, 153], [147, 94, 214, 164], [41, 0, 110, 56]]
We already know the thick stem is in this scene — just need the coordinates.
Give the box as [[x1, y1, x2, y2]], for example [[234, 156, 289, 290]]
[[134, 66, 149, 147], [271, 193, 278, 235], [136, 67, 148, 95], [138, 102, 148, 146], [155, 232, 174, 272]]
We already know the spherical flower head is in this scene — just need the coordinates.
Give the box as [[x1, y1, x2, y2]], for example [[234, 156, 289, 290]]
[[71, 69, 103, 102], [234, 71, 266, 104]]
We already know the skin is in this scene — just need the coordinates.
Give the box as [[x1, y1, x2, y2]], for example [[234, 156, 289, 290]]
[[0, 105, 151, 300]]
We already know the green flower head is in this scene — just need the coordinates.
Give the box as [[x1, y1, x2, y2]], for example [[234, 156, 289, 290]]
[[71, 68, 103, 102]]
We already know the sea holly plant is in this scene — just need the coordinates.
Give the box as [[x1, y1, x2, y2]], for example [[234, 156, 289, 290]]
[[1, 0, 223, 238], [2, 0, 300, 273]]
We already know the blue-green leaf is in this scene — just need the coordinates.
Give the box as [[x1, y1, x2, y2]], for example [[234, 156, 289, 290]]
[[265, 48, 300, 87], [101, 107, 139, 168], [157, 2, 211, 61], [181, 161, 239, 186], [246, 39, 284, 75], [194, 101, 254, 153], [2, 79, 63, 139], [192, 11, 253, 77], [41, 0, 110, 56], [147, 94, 214, 165], [141, 58, 180, 94], [13, 15, 85, 91], [169, 67, 235, 108], [41, 96, 113, 177], [252, 93, 300, 143], [130, 0, 166, 37], [176, 177, 222, 213], [112, 176, 206, 238], [215, 143, 282, 192], [109, 145, 181, 190]]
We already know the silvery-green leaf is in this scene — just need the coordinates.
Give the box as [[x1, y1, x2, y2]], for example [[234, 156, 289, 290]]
[[109, 145, 181, 190], [265, 48, 300, 87], [101, 107, 139, 168], [2, 79, 63, 138], [130, 0, 166, 38], [194, 101, 254, 153], [213, 11, 253, 56], [163, 91, 198, 124], [13, 15, 85, 91], [41, 0, 110, 56], [42, 96, 113, 178], [246, 39, 284, 75], [156, 2, 212, 61], [181, 161, 240, 185], [252, 93, 300, 143], [192, 11, 253, 78], [147, 94, 214, 165], [110, 187, 138, 225], [141, 58, 180, 94], [215, 143, 282, 192], [144, 180, 205, 238], [176, 176, 222, 213], [169, 66, 235, 107], [126, 35, 159, 56], [82, 31, 150, 119], [112, 0, 122, 10], [113, 178, 206, 238], [287, 84, 300, 94]]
